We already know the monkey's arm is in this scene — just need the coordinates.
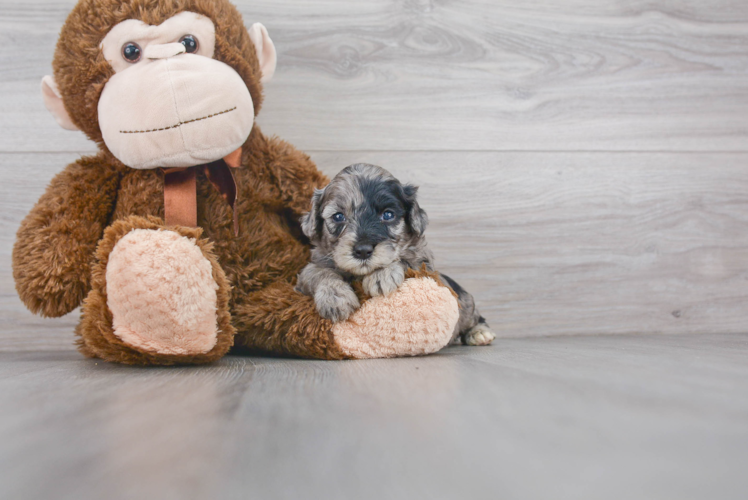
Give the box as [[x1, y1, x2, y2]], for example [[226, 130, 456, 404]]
[[234, 267, 459, 360], [248, 131, 328, 217], [13, 155, 121, 317], [233, 281, 351, 359]]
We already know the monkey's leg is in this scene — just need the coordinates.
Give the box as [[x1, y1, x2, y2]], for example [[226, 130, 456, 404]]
[[233, 268, 460, 359], [76, 216, 235, 365]]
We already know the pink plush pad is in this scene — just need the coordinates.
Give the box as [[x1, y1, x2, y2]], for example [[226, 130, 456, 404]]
[[106, 229, 219, 355], [332, 277, 459, 359]]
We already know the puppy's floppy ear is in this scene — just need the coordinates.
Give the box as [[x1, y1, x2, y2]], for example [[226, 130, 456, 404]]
[[402, 184, 428, 236], [300, 187, 325, 243]]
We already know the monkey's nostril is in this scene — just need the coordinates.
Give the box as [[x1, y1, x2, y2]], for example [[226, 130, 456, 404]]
[[353, 243, 374, 260]]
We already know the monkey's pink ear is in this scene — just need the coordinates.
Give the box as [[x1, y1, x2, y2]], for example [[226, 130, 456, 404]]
[[248, 23, 276, 83], [41, 75, 79, 131]]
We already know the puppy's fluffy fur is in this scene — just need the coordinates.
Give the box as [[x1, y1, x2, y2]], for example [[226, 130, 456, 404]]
[[296, 163, 495, 346]]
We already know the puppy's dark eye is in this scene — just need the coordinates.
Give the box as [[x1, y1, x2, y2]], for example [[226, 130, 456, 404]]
[[382, 210, 395, 221], [179, 35, 199, 53], [332, 213, 346, 223], [122, 42, 142, 62]]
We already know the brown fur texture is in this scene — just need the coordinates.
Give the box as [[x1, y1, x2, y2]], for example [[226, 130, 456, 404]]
[[13, 0, 457, 364], [13, 155, 121, 317]]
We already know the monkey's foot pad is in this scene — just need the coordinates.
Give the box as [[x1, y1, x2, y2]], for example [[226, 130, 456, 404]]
[[106, 228, 219, 355], [332, 277, 460, 359]]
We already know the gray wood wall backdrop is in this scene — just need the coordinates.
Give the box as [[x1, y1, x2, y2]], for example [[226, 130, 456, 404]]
[[2, 0, 748, 351]]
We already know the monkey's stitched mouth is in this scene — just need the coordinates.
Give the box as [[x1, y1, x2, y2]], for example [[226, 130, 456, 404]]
[[119, 106, 237, 134]]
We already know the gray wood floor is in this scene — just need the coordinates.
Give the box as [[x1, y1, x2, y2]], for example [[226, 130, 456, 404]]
[[1, 333, 747, 500], [2, 3, 748, 498]]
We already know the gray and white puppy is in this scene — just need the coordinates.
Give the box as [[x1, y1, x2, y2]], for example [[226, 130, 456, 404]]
[[296, 163, 495, 346]]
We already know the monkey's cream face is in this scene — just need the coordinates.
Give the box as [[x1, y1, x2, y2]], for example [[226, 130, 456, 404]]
[[97, 12, 255, 169]]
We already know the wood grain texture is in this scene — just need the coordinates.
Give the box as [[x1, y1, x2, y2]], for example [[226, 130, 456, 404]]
[[2, 334, 747, 500], [3, 151, 748, 350], [0, 0, 747, 152]]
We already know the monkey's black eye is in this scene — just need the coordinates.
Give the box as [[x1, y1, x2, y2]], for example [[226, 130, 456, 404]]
[[382, 210, 395, 221], [179, 35, 199, 53], [332, 213, 346, 223], [122, 42, 142, 62]]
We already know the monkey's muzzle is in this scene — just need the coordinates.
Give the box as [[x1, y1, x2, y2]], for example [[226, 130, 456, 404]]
[[98, 54, 254, 170]]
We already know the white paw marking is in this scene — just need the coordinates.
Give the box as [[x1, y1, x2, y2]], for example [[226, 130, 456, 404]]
[[464, 324, 496, 346]]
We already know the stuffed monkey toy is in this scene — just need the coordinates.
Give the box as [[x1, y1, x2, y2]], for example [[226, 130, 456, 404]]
[[12, 0, 459, 365]]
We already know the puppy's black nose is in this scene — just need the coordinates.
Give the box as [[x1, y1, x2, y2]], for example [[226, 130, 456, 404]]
[[353, 243, 374, 260]]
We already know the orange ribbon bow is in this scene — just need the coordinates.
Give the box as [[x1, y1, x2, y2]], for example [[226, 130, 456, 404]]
[[162, 147, 242, 236]]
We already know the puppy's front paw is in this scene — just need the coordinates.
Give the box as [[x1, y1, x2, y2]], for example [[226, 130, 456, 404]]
[[362, 264, 405, 297], [314, 281, 360, 322], [463, 323, 496, 346]]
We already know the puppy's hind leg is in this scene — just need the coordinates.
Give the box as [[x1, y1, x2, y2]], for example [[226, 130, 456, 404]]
[[463, 317, 496, 346], [439, 273, 496, 346]]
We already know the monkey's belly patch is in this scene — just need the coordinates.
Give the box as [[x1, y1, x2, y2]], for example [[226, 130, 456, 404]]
[[119, 106, 237, 134], [105, 228, 219, 355]]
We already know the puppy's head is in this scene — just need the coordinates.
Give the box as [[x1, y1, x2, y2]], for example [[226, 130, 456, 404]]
[[301, 163, 428, 275]]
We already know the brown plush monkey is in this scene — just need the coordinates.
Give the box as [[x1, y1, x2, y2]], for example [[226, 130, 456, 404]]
[[12, 0, 459, 365]]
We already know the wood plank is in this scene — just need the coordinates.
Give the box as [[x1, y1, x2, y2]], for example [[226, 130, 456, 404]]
[[3, 151, 748, 350], [1, 334, 747, 499], [1, 0, 747, 153]]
